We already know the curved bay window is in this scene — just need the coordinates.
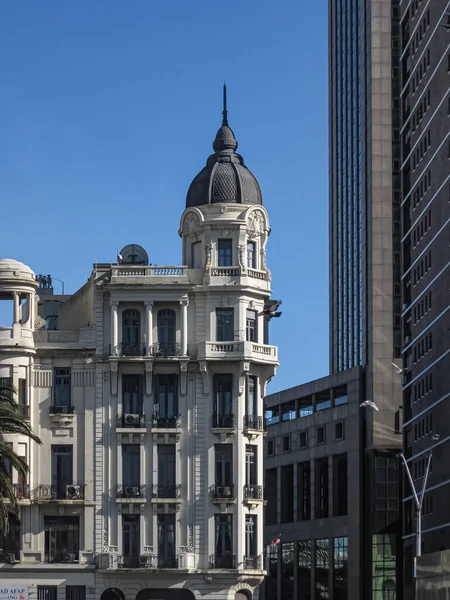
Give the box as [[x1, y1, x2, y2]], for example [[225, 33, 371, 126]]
[[156, 309, 177, 355], [121, 309, 141, 355]]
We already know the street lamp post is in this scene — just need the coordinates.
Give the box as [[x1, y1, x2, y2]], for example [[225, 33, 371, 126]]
[[397, 432, 440, 589], [52, 277, 65, 295]]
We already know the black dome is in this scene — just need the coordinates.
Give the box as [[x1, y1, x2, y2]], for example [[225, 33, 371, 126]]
[[186, 101, 263, 208]]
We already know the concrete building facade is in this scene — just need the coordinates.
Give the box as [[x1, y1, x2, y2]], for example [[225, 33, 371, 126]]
[[0, 105, 278, 600]]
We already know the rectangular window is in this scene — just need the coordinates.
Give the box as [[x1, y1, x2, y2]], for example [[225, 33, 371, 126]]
[[333, 537, 348, 599], [245, 444, 257, 486], [280, 464, 293, 523], [38, 588, 58, 600], [53, 367, 71, 410], [66, 587, 86, 600], [246, 375, 258, 416], [122, 374, 143, 415], [157, 445, 175, 490], [283, 435, 290, 452], [265, 468, 277, 526], [281, 542, 295, 600], [246, 309, 257, 342], [157, 514, 176, 568], [247, 241, 256, 269], [155, 374, 178, 419], [44, 516, 79, 563], [51, 445, 73, 496], [335, 422, 344, 440], [298, 540, 312, 599], [297, 461, 311, 521], [190, 241, 202, 269], [265, 544, 279, 600], [333, 454, 348, 516], [214, 514, 233, 567], [215, 443, 232, 487], [213, 374, 233, 426], [245, 515, 257, 560], [267, 439, 274, 456], [317, 426, 325, 444], [122, 514, 140, 567], [299, 431, 308, 448], [316, 459, 329, 518], [122, 444, 140, 488], [218, 239, 232, 266], [315, 539, 330, 598], [216, 307, 234, 341]]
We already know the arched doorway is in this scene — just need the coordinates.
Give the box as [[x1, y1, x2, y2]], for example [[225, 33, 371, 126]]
[[136, 590, 195, 600], [235, 591, 252, 600], [101, 589, 125, 600]]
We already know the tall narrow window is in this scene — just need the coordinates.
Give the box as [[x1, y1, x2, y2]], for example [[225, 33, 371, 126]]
[[213, 374, 233, 427], [280, 464, 294, 523], [246, 310, 257, 342], [218, 239, 232, 266], [157, 445, 176, 494], [245, 515, 257, 566], [245, 445, 257, 486], [122, 309, 141, 355], [245, 375, 258, 417], [38, 588, 57, 600], [158, 514, 176, 567], [122, 515, 139, 568], [122, 374, 143, 415], [66, 587, 86, 600], [333, 537, 348, 600], [190, 241, 202, 269], [333, 455, 348, 516], [155, 374, 178, 423], [316, 459, 329, 518], [214, 514, 233, 567], [157, 309, 176, 355], [53, 368, 71, 411], [216, 308, 234, 341], [215, 444, 232, 497], [51, 445, 73, 498], [247, 241, 256, 269], [122, 445, 140, 490], [298, 461, 311, 521], [315, 539, 330, 598]]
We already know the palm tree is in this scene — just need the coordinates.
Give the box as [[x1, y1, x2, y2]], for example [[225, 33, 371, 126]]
[[0, 381, 41, 532]]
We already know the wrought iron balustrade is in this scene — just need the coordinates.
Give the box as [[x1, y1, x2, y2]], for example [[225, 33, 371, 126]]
[[243, 484, 263, 500], [117, 413, 145, 428], [116, 484, 146, 499], [151, 342, 182, 357], [212, 413, 234, 428], [211, 484, 235, 500], [243, 555, 263, 570], [16, 405, 30, 419], [33, 484, 85, 501], [13, 483, 30, 500], [157, 554, 178, 568], [119, 555, 140, 568], [114, 342, 146, 357], [210, 554, 236, 569], [243, 414, 263, 430], [152, 414, 181, 429], [45, 551, 79, 564], [50, 405, 75, 415], [152, 484, 181, 499]]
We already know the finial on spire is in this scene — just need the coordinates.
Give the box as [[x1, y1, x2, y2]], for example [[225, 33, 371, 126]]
[[222, 81, 228, 126]]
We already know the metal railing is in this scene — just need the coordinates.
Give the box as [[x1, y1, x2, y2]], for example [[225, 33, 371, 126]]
[[13, 484, 30, 499], [113, 342, 146, 357], [243, 414, 264, 431], [151, 342, 182, 357], [152, 484, 181, 499], [116, 484, 146, 499], [157, 554, 178, 568], [33, 484, 85, 501], [212, 413, 234, 428], [211, 484, 235, 500], [243, 484, 263, 500], [117, 413, 145, 428], [244, 555, 263, 570], [152, 414, 181, 429], [45, 551, 79, 564], [210, 554, 236, 569], [50, 405, 75, 415], [119, 554, 179, 569], [16, 405, 30, 419]]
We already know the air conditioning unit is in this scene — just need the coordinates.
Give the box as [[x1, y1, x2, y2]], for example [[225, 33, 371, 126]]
[[66, 484, 82, 500], [0, 552, 15, 564], [125, 414, 140, 426], [125, 486, 140, 498], [139, 554, 154, 567], [223, 486, 231, 497]]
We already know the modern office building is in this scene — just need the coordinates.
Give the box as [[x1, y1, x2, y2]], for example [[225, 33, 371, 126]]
[[399, 1, 450, 596], [0, 102, 279, 600], [328, 0, 403, 597]]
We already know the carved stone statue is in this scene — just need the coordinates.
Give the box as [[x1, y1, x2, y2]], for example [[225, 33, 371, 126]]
[[204, 245, 212, 272]]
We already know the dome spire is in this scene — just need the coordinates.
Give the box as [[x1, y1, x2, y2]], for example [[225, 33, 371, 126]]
[[222, 81, 228, 126]]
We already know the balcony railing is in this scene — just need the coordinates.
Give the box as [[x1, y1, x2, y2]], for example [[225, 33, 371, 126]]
[[33, 484, 85, 501], [116, 484, 146, 499], [119, 555, 140, 568], [120, 554, 179, 569], [212, 413, 234, 428], [152, 484, 181, 499], [210, 554, 236, 569], [50, 405, 75, 415], [45, 551, 79, 564], [244, 555, 263, 570], [151, 342, 182, 357], [113, 342, 146, 357], [211, 484, 235, 500], [117, 413, 145, 428], [152, 414, 181, 429], [13, 484, 30, 500], [111, 266, 186, 278], [157, 554, 178, 568], [243, 484, 263, 500], [243, 414, 264, 431]]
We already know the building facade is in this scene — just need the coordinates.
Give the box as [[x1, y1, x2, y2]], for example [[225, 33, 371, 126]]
[[328, 0, 404, 597], [399, 1, 450, 596], [0, 107, 279, 600]]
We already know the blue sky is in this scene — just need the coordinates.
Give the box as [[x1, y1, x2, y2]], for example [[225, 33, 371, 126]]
[[0, 1, 329, 393]]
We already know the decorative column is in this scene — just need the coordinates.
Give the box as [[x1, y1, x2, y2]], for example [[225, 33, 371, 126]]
[[180, 297, 189, 355], [145, 301, 153, 355], [13, 292, 20, 324], [110, 300, 119, 354]]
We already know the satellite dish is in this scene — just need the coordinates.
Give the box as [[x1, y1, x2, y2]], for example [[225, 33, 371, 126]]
[[119, 244, 148, 265]]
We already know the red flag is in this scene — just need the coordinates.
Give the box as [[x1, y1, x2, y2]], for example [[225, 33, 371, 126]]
[[266, 535, 281, 548]]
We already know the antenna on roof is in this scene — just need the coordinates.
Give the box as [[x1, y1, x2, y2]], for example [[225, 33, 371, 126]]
[[222, 81, 228, 127]]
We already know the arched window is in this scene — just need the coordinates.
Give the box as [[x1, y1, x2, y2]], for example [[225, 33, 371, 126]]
[[157, 309, 176, 355], [101, 589, 125, 600], [122, 309, 141, 355]]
